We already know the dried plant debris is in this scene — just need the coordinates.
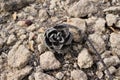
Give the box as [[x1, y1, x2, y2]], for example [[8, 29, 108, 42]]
[[44, 24, 73, 54]]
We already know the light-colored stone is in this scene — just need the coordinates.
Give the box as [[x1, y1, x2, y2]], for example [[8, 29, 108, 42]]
[[98, 56, 120, 70], [110, 32, 120, 56], [66, 18, 86, 42], [88, 33, 106, 53], [39, 9, 49, 22], [101, 51, 111, 58], [36, 33, 44, 44], [17, 20, 26, 27], [38, 44, 46, 55], [55, 72, 64, 80], [106, 14, 117, 26], [78, 48, 93, 68], [40, 51, 61, 70], [27, 24, 36, 31], [7, 34, 16, 45], [34, 72, 57, 80], [68, 0, 97, 17], [104, 56, 120, 66], [94, 18, 106, 34], [7, 66, 32, 80], [0, 38, 4, 48], [96, 71, 103, 79], [24, 6, 37, 16], [71, 70, 87, 80], [103, 6, 120, 12], [8, 45, 31, 68], [116, 20, 120, 28]]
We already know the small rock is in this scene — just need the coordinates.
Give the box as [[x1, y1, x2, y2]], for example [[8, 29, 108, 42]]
[[39, 9, 49, 22], [98, 56, 120, 70], [7, 34, 16, 45], [110, 32, 120, 56], [28, 40, 34, 51], [85, 16, 97, 25], [19, 34, 27, 40], [71, 70, 87, 80], [68, 0, 97, 17], [40, 51, 61, 70], [34, 72, 57, 80], [38, 44, 46, 55], [8, 45, 31, 68], [107, 56, 120, 66], [7, 66, 32, 80], [105, 66, 117, 75], [88, 33, 106, 53], [66, 18, 86, 42], [101, 51, 111, 58], [36, 33, 44, 44], [0, 38, 4, 48], [17, 20, 33, 27], [96, 71, 103, 79], [27, 24, 36, 31], [29, 32, 35, 40], [103, 6, 120, 12], [55, 72, 64, 80], [94, 18, 106, 34], [116, 20, 120, 28], [106, 14, 117, 26], [78, 48, 93, 68], [24, 6, 37, 16], [17, 20, 26, 27]]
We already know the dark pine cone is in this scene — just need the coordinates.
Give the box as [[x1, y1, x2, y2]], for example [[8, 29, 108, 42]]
[[44, 24, 73, 54]]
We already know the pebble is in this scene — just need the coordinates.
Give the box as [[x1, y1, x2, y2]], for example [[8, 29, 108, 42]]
[[78, 48, 93, 68], [7, 34, 16, 45], [27, 24, 36, 31], [98, 56, 120, 70], [96, 71, 103, 79], [103, 6, 120, 12], [0, 38, 4, 48], [116, 20, 120, 28], [34, 72, 57, 80], [55, 72, 64, 80], [71, 70, 88, 80], [24, 6, 37, 16], [7, 66, 32, 80], [8, 45, 31, 68], [110, 32, 120, 56], [106, 14, 117, 26], [105, 66, 117, 74], [17, 20, 33, 27], [39, 9, 49, 22], [29, 32, 35, 40], [39, 51, 61, 70], [36, 33, 44, 44], [68, 0, 97, 17], [38, 44, 46, 55], [66, 18, 86, 42], [94, 18, 106, 34], [88, 33, 106, 54]]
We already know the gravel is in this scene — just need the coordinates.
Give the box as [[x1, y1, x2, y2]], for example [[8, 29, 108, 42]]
[[78, 48, 93, 68], [39, 51, 61, 70], [71, 70, 88, 80], [0, 0, 120, 80]]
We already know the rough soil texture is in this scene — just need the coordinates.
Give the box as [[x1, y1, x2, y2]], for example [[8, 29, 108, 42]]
[[0, 0, 120, 80]]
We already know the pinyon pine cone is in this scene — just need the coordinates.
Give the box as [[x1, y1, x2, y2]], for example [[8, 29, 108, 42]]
[[44, 24, 73, 53]]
